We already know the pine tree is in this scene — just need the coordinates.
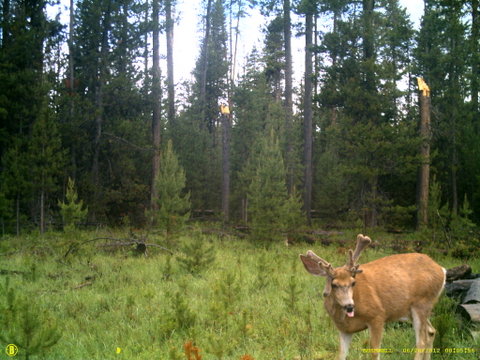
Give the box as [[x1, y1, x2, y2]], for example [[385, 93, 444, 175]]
[[246, 129, 303, 241], [172, 0, 228, 213], [28, 105, 66, 233], [149, 140, 190, 235], [69, 0, 149, 224], [0, 278, 61, 359], [415, 0, 469, 217], [313, 0, 419, 227], [0, 138, 29, 234], [58, 178, 88, 231]]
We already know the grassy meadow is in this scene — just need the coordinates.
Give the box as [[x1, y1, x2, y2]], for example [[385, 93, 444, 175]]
[[0, 228, 478, 360]]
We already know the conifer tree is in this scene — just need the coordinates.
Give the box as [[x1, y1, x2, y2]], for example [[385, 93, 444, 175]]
[[58, 178, 88, 231], [172, 0, 228, 212], [247, 129, 303, 241], [150, 140, 190, 235], [0, 278, 61, 359], [0, 138, 29, 234], [28, 105, 66, 233]]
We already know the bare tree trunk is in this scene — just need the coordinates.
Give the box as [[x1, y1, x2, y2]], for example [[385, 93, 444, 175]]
[[362, 0, 378, 227], [68, 0, 77, 180], [304, 11, 313, 225], [221, 112, 231, 222], [91, 0, 112, 220], [165, 0, 175, 125], [452, 122, 458, 215], [417, 91, 431, 229], [151, 0, 162, 211], [16, 194, 20, 236], [1, 0, 11, 48], [362, 0, 375, 94], [313, 12, 319, 98], [222, 0, 242, 224], [40, 189, 45, 234], [68, 0, 74, 98], [144, 0, 149, 79], [472, 0, 479, 124], [200, 0, 213, 127], [284, 0, 294, 193]]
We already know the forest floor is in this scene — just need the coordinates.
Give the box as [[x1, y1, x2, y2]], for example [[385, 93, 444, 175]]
[[0, 227, 478, 359]]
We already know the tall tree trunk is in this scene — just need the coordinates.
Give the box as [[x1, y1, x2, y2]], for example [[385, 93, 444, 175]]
[[144, 0, 149, 79], [362, 0, 375, 94], [362, 0, 378, 227], [228, 0, 241, 85], [472, 0, 479, 132], [68, 0, 76, 179], [221, 111, 231, 223], [223, 0, 241, 224], [200, 0, 213, 128], [417, 88, 431, 229], [452, 118, 458, 215], [40, 188, 45, 234], [313, 12, 319, 99], [304, 10, 313, 225], [284, 0, 294, 193], [165, 0, 175, 125], [91, 0, 112, 220], [150, 0, 162, 211], [1, 0, 11, 48], [15, 194, 20, 236]]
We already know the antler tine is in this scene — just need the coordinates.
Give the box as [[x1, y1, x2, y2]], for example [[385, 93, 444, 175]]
[[348, 234, 371, 268], [306, 250, 336, 277]]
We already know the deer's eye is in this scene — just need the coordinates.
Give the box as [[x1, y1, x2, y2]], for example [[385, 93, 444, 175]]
[[351, 281, 356, 287], [331, 283, 338, 289]]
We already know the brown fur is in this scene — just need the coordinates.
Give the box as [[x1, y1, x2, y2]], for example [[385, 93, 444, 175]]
[[300, 235, 445, 360]]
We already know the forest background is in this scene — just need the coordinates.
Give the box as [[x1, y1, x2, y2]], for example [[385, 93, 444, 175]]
[[1, 0, 480, 252]]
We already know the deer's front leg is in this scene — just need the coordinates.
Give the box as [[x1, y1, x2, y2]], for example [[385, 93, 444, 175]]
[[338, 331, 353, 360], [368, 320, 384, 360]]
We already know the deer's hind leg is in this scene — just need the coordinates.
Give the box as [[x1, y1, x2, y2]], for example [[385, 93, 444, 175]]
[[411, 306, 436, 360]]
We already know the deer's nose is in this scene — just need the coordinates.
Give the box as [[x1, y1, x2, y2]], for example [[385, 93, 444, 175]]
[[345, 304, 354, 313]]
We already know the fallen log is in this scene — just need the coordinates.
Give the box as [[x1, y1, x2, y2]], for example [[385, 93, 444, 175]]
[[64, 237, 174, 258], [458, 304, 480, 322], [445, 279, 476, 298], [446, 264, 472, 281], [98, 241, 172, 256], [463, 278, 480, 304]]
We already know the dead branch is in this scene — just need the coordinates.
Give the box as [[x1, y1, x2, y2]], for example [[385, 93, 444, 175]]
[[103, 132, 152, 152], [73, 281, 93, 290], [0, 269, 27, 276], [64, 237, 174, 258]]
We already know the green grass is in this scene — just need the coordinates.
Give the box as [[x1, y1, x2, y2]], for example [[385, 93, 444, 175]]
[[0, 228, 478, 359]]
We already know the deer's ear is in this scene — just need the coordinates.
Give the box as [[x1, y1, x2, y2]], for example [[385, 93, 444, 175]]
[[300, 254, 328, 277], [323, 278, 332, 297]]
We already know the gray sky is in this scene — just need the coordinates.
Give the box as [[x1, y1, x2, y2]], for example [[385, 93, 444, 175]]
[[47, 0, 423, 89], [173, 0, 423, 84]]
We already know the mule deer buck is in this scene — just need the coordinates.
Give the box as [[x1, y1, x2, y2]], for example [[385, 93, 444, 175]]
[[300, 234, 445, 360]]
